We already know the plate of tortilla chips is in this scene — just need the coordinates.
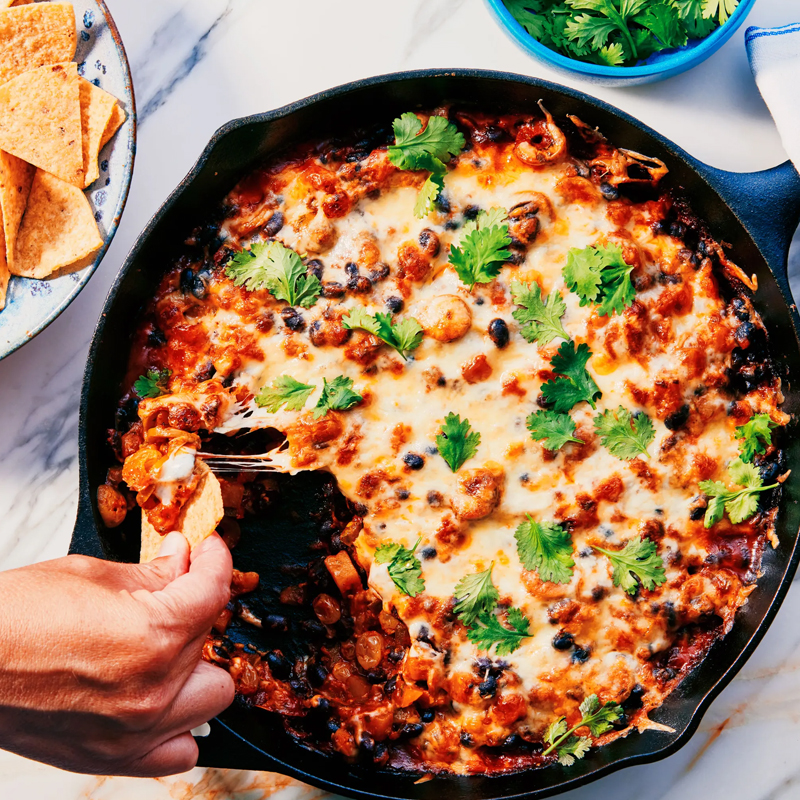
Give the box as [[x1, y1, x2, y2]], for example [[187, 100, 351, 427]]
[[0, 0, 134, 359]]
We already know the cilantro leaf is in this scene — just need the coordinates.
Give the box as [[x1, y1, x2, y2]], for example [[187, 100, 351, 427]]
[[736, 413, 778, 463], [515, 515, 575, 584], [594, 406, 655, 460], [597, 42, 626, 65], [635, 3, 687, 48], [505, 0, 548, 39], [436, 413, 481, 472], [388, 113, 465, 173], [541, 340, 602, 413], [527, 409, 584, 451], [225, 241, 321, 309], [467, 607, 532, 656], [453, 565, 500, 626], [313, 376, 362, 419], [374, 538, 425, 597], [563, 244, 635, 317], [414, 173, 445, 219], [543, 693, 623, 766], [449, 209, 512, 289], [133, 368, 171, 399], [702, 0, 739, 25], [511, 280, 569, 345], [255, 375, 315, 412], [672, 0, 717, 37], [593, 535, 667, 595], [342, 309, 423, 360], [699, 457, 779, 527], [566, 12, 618, 49]]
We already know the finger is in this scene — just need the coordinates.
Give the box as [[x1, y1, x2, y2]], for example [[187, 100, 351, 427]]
[[156, 534, 232, 635], [153, 660, 234, 740], [123, 532, 191, 595], [117, 732, 198, 778]]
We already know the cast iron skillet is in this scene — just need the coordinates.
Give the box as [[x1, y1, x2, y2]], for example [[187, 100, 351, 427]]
[[70, 69, 800, 799]]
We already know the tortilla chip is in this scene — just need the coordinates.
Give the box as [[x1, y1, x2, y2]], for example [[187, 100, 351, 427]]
[[0, 1, 35, 9], [99, 101, 126, 150], [0, 62, 83, 186], [140, 463, 224, 563], [79, 79, 117, 188], [12, 169, 102, 278], [0, 3, 76, 86], [0, 150, 33, 284]]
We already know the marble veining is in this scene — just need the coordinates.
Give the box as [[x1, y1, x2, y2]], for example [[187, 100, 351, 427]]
[[0, 0, 799, 797]]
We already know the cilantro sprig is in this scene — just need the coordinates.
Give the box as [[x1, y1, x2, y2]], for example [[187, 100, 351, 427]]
[[134, 368, 171, 399], [449, 208, 512, 289], [699, 458, 779, 528], [541, 340, 602, 413], [563, 244, 635, 317], [453, 566, 500, 626], [736, 413, 778, 463], [515, 515, 575, 584], [388, 113, 465, 219], [503, 0, 730, 68], [374, 538, 425, 597], [342, 307, 423, 360], [543, 694, 624, 766], [593, 535, 666, 596], [511, 280, 569, 345], [225, 241, 321, 309], [594, 406, 655, 460], [313, 376, 362, 419], [527, 409, 584, 451], [436, 413, 481, 472], [255, 375, 315, 412], [467, 607, 532, 656]]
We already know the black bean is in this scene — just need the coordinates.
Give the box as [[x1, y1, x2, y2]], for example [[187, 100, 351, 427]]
[[300, 619, 326, 638], [444, 219, 458, 230], [599, 182, 619, 200], [305, 258, 324, 280], [326, 718, 340, 735], [263, 614, 289, 633], [731, 297, 750, 321], [369, 263, 390, 282], [308, 663, 328, 687], [419, 708, 435, 723], [463, 204, 480, 220], [403, 453, 425, 470], [460, 732, 475, 747], [388, 648, 405, 663], [384, 676, 397, 695], [266, 651, 292, 680], [191, 275, 207, 298], [669, 221, 687, 239], [664, 404, 690, 431], [281, 307, 305, 331], [418, 228, 440, 257], [263, 211, 285, 237], [345, 262, 359, 278], [478, 675, 497, 697], [421, 546, 437, 561], [427, 490, 443, 507], [572, 647, 591, 664], [367, 669, 386, 684], [436, 195, 452, 214], [475, 296, 485, 306], [488, 318, 509, 349], [735, 321, 756, 346], [322, 281, 346, 298], [115, 396, 140, 429], [180, 268, 195, 294], [401, 723, 424, 739], [552, 631, 574, 651], [147, 327, 167, 347], [385, 295, 404, 313], [359, 733, 375, 756]]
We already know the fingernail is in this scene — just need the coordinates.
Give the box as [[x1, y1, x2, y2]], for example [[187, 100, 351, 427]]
[[158, 531, 185, 558]]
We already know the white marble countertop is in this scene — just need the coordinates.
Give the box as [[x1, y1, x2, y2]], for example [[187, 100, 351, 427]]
[[1, 0, 799, 798]]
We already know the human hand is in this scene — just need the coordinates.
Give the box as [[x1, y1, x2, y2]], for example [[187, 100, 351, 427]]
[[0, 532, 233, 776]]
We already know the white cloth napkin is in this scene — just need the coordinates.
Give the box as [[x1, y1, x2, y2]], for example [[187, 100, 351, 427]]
[[746, 22, 800, 169]]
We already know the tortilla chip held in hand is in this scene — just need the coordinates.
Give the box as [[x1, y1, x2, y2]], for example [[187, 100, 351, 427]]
[[140, 462, 225, 563]]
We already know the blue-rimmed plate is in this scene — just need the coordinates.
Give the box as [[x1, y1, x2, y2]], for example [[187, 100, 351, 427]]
[[0, 0, 135, 360], [486, 0, 758, 86]]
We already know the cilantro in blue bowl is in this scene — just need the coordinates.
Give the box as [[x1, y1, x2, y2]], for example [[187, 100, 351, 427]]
[[487, 0, 758, 85]]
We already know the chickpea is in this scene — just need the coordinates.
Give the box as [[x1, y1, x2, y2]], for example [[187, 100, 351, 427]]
[[313, 593, 342, 625], [452, 466, 504, 520], [356, 632, 384, 670], [514, 107, 567, 166], [97, 484, 127, 528], [419, 295, 472, 343]]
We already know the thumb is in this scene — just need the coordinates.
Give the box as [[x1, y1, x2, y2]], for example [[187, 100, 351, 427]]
[[126, 532, 191, 594]]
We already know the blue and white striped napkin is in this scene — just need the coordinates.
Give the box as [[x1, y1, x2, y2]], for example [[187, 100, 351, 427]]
[[746, 22, 800, 169]]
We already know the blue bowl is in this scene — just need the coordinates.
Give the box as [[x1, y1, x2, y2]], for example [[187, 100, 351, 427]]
[[486, 0, 758, 86]]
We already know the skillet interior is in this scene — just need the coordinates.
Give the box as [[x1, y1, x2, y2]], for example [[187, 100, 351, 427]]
[[73, 70, 800, 799]]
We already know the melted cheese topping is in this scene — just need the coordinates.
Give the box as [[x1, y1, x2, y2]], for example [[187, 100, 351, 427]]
[[125, 118, 785, 772]]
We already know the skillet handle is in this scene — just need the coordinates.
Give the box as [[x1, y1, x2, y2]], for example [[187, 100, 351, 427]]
[[690, 159, 800, 281]]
